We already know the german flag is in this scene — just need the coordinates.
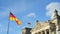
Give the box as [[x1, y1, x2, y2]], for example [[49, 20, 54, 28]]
[[9, 12, 21, 25]]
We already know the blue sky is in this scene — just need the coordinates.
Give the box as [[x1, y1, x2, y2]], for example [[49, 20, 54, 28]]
[[0, 0, 60, 34]]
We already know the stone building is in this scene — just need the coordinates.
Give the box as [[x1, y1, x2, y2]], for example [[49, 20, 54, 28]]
[[22, 9, 60, 34], [22, 28, 31, 34]]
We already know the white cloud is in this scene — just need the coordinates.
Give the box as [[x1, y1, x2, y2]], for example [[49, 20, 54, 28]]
[[27, 13, 36, 18], [46, 2, 60, 19], [22, 13, 36, 25]]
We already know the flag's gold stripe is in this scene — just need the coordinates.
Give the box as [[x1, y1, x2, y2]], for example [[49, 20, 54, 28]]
[[10, 17, 15, 20], [15, 18, 21, 25]]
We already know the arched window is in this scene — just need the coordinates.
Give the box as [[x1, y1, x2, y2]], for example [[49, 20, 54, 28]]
[[42, 31, 45, 34], [46, 29, 49, 34]]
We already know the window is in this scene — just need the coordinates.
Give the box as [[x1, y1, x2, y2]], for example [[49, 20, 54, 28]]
[[35, 33, 37, 34], [38, 32, 41, 34], [42, 31, 45, 34], [46, 30, 49, 34]]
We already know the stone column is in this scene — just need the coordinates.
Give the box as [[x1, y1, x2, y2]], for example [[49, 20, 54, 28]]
[[41, 31, 43, 34], [45, 30, 47, 34], [49, 29, 51, 34], [56, 30, 58, 34], [56, 26, 58, 34]]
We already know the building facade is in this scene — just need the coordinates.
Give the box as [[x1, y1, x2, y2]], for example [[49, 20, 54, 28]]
[[22, 28, 31, 34], [22, 9, 60, 34]]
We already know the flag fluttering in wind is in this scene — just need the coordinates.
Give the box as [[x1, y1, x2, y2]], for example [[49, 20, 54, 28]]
[[9, 12, 21, 25]]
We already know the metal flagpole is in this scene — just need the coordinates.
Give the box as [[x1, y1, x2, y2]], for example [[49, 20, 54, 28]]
[[7, 12, 10, 34]]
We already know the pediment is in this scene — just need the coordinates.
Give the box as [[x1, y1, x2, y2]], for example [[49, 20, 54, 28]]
[[31, 22, 42, 32]]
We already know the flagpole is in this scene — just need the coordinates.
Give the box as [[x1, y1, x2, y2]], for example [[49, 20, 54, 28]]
[[7, 12, 10, 34]]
